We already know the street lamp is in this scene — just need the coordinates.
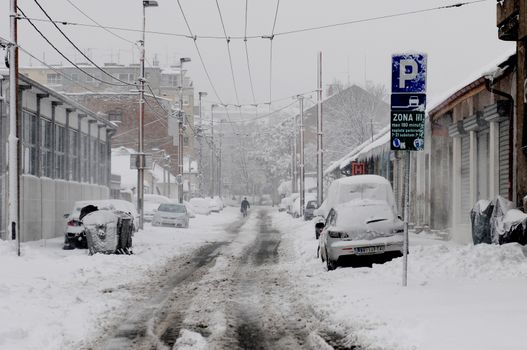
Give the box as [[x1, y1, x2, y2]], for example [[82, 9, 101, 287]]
[[178, 57, 191, 203], [137, 0, 158, 230], [198, 91, 207, 196], [210, 103, 218, 197]]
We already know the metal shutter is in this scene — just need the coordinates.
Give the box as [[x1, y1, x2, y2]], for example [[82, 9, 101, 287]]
[[498, 120, 510, 198], [460, 135, 470, 215], [477, 130, 489, 200]]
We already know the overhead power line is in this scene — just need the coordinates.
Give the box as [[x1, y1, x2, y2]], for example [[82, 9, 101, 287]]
[[16, 0, 487, 41], [215, 0, 241, 106], [2, 37, 99, 94], [268, 0, 280, 109], [273, 0, 488, 37], [32, 0, 135, 86], [243, 0, 257, 105], [64, 0, 136, 45], [176, 0, 224, 105], [18, 6, 131, 87]]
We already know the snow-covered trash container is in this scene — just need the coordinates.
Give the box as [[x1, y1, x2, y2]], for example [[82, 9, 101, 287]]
[[490, 196, 515, 244], [114, 211, 134, 255], [83, 210, 119, 255], [470, 200, 494, 244], [500, 209, 527, 245]]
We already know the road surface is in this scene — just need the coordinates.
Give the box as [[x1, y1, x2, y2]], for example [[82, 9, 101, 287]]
[[84, 208, 356, 350]]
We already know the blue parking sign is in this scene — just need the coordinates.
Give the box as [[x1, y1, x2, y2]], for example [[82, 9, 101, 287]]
[[392, 54, 427, 93]]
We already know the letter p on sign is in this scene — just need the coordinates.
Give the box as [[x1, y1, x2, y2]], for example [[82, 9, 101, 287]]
[[399, 59, 418, 89], [392, 54, 427, 94]]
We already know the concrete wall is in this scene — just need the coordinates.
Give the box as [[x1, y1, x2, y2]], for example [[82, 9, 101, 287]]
[[21, 175, 109, 242]]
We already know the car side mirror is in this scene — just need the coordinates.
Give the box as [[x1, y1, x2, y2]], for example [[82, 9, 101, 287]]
[[63, 213, 70, 219]]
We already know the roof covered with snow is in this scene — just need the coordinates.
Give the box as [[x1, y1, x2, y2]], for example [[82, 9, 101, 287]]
[[325, 126, 390, 175]]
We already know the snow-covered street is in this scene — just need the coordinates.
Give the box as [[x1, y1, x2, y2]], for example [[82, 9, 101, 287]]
[[2, 206, 526, 349]]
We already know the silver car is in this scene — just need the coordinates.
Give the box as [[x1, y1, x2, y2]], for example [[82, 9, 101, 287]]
[[319, 200, 404, 270], [152, 203, 190, 228]]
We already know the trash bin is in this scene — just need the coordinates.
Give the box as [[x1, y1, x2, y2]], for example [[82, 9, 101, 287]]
[[470, 200, 493, 245], [83, 210, 119, 255], [114, 211, 134, 255]]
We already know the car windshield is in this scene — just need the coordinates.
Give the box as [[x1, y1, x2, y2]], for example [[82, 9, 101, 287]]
[[158, 204, 186, 213]]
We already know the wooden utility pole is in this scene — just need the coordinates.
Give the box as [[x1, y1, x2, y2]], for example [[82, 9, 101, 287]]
[[497, 0, 527, 206]]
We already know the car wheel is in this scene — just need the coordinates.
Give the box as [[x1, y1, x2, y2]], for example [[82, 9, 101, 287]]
[[325, 249, 337, 271]]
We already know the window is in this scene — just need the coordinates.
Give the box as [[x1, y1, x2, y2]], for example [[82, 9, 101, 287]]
[[99, 141, 107, 185], [91, 137, 97, 183], [184, 136, 189, 146], [107, 109, 123, 122], [81, 134, 89, 182], [183, 95, 190, 106], [46, 73, 62, 85], [118, 73, 135, 83], [69, 129, 79, 181], [41, 119, 53, 177], [55, 125, 66, 179], [161, 74, 178, 87], [22, 112, 38, 175]]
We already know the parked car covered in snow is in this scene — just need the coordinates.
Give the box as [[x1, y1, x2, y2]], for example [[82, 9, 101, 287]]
[[317, 175, 404, 270], [314, 175, 398, 239], [104, 199, 139, 232], [291, 193, 317, 219], [152, 203, 190, 228], [304, 199, 319, 221], [188, 197, 212, 215], [209, 196, 224, 213], [143, 194, 170, 222]]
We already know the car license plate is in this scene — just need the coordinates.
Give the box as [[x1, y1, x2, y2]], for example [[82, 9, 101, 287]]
[[354, 246, 385, 255]]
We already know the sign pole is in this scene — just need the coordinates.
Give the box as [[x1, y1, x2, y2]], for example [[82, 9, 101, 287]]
[[402, 151, 411, 286]]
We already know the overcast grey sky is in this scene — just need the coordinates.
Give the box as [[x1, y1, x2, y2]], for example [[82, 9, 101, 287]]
[[0, 0, 515, 109]]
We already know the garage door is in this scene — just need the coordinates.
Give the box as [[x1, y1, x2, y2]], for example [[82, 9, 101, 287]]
[[460, 135, 470, 215], [499, 120, 510, 199]]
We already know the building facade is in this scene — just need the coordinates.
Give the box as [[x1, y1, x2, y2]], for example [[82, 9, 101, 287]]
[[0, 72, 115, 242]]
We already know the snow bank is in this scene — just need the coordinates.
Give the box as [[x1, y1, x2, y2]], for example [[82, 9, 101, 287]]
[[0, 208, 238, 350], [273, 212, 527, 350]]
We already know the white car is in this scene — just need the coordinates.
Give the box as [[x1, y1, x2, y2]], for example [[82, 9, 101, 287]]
[[319, 200, 404, 270], [144, 194, 170, 222], [152, 203, 190, 228], [188, 197, 212, 215]]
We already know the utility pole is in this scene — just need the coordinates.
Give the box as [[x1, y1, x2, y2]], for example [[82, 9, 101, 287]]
[[178, 57, 191, 204], [292, 110, 298, 193], [298, 95, 305, 218], [167, 156, 171, 198], [198, 91, 207, 196], [210, 104, 217, 197], [137, 0, 158, 230], [316, 51, 324, 207], [8, 0, 20, 255], [218, 120, 223, 198]]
